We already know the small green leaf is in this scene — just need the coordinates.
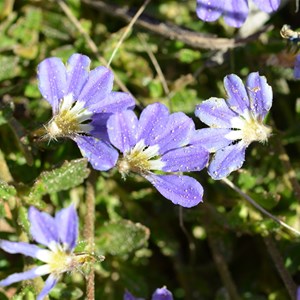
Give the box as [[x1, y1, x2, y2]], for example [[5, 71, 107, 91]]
[[238, 172, 257, 189], [96, 220, 150, 256], [27, 159, 90, 203], [0, 103, 13, 125], [178, 48, 200, 63], [0, 180, 16, 200], [17, 206, 30, 234], [49, 283, 83, 300], [0, 55, 21, 81]]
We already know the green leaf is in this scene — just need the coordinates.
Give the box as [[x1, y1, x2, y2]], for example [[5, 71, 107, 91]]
[[0, 180, 16, 200], [238, 172, 257, 189], [0, 103, 13, 125], [49, 283, 83, 300], [0, 55, 21, 81], [27, 159, 90, 204], [96, 220, 150, 256], [178, 48, 201, 63], [8, 6, 42, 46], [17, 206, 30, 234]]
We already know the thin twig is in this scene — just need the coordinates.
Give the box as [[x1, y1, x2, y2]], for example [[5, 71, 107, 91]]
[[82, 0, 272, 51], [57, 0, 137, 103], [84, 173, 96, 300], [137, 33, 170, 97], [263, 235, 297, 300], [178, 207, 196, 264], [221, 178, 300, 236], [207, 232, 241, 300], [107, 0, 151, 67]]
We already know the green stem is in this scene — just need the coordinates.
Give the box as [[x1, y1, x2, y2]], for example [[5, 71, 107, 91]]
[[263, 235, 297, 300], [221, 178, 300, 236], [84, 172, 96, 300], [207, 232, 242, 300]]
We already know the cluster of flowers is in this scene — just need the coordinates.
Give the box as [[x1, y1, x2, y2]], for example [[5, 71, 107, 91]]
[[38, 53, 273, 207], [0, 52, 275, 299], [2, 2, 299, 298], [4, 2, 300, 297]]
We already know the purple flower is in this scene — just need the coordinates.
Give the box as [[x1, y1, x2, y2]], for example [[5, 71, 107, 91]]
[[294, 54, 300, 79], [124, 286, 173, 300], [38, 53, 135, 171], [0, 205, 93, 300], [196, 0, 281, 28], [107, 103, 209, 208], [191, 72, 272, 180]]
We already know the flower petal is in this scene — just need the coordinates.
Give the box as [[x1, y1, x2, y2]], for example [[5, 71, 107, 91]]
[[0, 265, 50, 287], [74, 135, 118, 171], [137, 103, 169, 145], [78, 66, 113, 109], [223, 0, 249, 28], [28, 206, 59, 251], [294, 55, 300, 79], [0, 240, 52, 262], [66, 54, 91, 100], [37, 57, 67, 114], [224, 74, 251, 116], [124, 290, 144, 300], [161, 144, 209, 172], [190, 128, 233, 152], [144, 174, 203, 207], [152, 287, 173, 300], [253, 0, 280, 13], [155, 112, 195, 154], [55, 204, 78, 251], [208, 141, 247, 179], [37, 274, 59, 300], [88, 91, 135, 114], [90, 113, 112, 141], [107, 110, 138, 153], [195, 97, 238, 128], [246, 72, 273, 119], [196, 0, 225, 22]]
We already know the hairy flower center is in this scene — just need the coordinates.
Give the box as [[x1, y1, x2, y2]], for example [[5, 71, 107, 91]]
[[48, 249, 73, 274], [117, 140, 164, 177], [241, 117, 271, 145], [46, 94, 93, 139]]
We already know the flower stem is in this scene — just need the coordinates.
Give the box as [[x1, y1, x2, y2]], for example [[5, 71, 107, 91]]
[[207, 232, 241, 300], [263, 235, 297, 299], [107, 0, 151, 67], [221, 178, 300, 236], [84, 171, 96, 300]]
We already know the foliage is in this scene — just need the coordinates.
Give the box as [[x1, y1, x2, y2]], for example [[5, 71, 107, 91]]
[[0, 0, 300, 299]]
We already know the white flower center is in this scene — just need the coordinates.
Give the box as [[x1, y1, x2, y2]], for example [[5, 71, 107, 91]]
[[117, 140, 165, 177], [46, 93, 93, 140], [226, 113, 271, 145], [48, 248, 73, 274]]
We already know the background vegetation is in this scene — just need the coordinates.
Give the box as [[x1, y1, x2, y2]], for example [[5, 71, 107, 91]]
[[0, 0, 300, 299]]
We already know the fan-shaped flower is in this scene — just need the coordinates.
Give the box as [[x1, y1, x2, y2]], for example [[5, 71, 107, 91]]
[[107, 103, 209, 208], [38, 53, 135, 171], [0, 205, 95, 300], [191, 72, 272, 179], [124, 286, 173, 300], [196, 0, 281, 28]]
